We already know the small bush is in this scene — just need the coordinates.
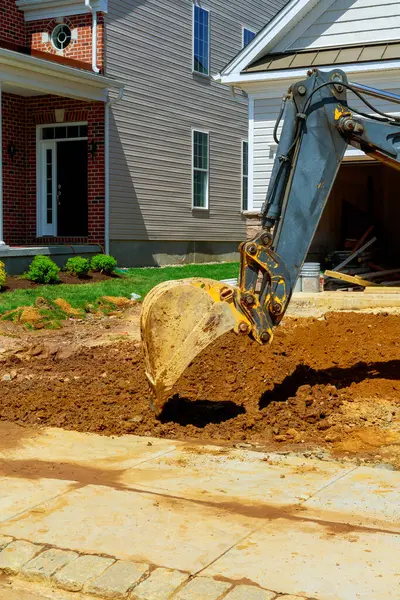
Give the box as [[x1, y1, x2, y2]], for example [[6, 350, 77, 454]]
[[26, 255, 60, 284], [91, 254, 117, 275], [65, 256, 90, 278], [0, 261, 6, 289]]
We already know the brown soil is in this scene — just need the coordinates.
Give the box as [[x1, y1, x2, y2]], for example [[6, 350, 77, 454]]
[[2, 271, 120, 291], [0, 312, 400, 465]]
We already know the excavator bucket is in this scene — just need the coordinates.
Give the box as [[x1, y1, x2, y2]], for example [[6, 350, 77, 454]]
[[141, 278, 250, 414]]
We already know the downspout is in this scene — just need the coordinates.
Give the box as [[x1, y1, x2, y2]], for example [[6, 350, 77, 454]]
[[85, 0, 100, 73], [105, 88, 124, 254], [0, 82, 5, 247]]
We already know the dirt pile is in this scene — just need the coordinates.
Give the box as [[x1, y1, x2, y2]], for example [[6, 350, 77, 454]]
[[0, 312, 399, 463]]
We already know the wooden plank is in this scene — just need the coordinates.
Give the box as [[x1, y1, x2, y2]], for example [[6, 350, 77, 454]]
[[364, 286, 400, 293], [324, 270, 380, 287]]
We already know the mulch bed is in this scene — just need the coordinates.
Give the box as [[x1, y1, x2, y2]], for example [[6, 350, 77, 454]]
[[1, 271, 121, 292]]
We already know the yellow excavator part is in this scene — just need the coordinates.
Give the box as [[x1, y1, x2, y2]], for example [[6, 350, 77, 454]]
[[140, 278, 250, 414]]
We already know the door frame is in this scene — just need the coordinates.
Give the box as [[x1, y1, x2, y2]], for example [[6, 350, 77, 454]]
[[36, 122, 88, 237]]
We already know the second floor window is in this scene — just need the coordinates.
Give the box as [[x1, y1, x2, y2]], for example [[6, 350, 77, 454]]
[[193, 5, 209, 75], [243, 28, 256, 48]]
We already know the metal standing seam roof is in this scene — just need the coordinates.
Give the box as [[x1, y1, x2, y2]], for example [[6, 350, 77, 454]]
[[244, 41, 400, 73]]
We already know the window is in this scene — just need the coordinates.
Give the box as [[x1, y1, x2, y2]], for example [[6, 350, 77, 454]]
[[243, 28, 256, 48], [51, 24, 72, 51], [41, 124, 88, 140], [193, 5, 209, 75], [193, 130, 209, 209], [242, 140, 249, 211]]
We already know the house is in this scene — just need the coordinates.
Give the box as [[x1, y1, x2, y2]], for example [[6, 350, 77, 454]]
[[105, 0, 286, 266], [0, 0, 287, 274], [0, 0, 123, 273], [217, 0, 400, 263]]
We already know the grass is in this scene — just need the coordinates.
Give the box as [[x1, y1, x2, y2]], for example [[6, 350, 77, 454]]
[[0, 262, 239, 315]]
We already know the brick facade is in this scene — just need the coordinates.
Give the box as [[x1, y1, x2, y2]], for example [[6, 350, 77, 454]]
[[0, 0, 26, 47], [1, 2, 106, 249], [27, 14, 104, 69], [2, 94, 105, 247]]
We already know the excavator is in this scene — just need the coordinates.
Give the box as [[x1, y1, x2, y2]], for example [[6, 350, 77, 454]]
[[140, 67, 400, 414]]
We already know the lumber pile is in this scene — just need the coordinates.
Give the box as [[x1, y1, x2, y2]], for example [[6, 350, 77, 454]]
[[324, 226, 400, 292]]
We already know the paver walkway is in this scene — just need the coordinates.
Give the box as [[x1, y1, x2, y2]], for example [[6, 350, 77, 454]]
[[0, 422, 399, 600]]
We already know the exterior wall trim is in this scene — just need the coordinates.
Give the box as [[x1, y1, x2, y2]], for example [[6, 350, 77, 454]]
[[248, 95, 255, 213], [0, 47, 122, 101], [36, 121, 88, 237], [16, 0, 107, 21]]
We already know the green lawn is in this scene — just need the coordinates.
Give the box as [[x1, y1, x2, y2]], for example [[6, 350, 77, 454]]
[[0, 262, 239, 315]]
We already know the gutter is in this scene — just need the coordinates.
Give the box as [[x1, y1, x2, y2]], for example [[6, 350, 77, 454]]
[[105, 88, 124, 254], [85, 0, 100, 74]]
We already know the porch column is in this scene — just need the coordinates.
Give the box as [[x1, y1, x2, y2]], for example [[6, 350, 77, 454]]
[[0, 82, 6, 247]]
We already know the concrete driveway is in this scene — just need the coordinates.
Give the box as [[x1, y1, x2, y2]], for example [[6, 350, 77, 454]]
[[0, 422, 399, 600]]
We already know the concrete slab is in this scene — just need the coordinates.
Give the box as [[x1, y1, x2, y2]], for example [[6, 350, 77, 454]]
[[0, 477, 74, 523], [121, 447, 354, 507], [0, 485, 262, 573], [0, 423, 176, 473], [203, 517, 400, 600], [303, 466, 400, 530]]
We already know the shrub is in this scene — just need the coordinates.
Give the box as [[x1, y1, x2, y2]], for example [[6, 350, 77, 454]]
[[91, 254, 117, 275], [0, 261, 6, 289], [26, 255, 60, 284], [65, 256, 90, 278]]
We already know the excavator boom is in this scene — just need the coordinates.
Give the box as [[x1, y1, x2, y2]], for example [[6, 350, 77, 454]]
[[141, 68, 400, 413]]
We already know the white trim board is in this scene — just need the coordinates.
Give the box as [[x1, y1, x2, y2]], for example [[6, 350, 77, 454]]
[[217, 59, 400, 88], [0, 47, 123, 101], [16, 0, 107, 21]]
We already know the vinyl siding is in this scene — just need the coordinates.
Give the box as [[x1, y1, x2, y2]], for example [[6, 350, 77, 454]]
[[105, 0, 286, 241], [288, 0, 400, 51], [252, 79, 400, 212]]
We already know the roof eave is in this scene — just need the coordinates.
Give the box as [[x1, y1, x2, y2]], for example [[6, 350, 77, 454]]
[[217, 59, 400, 87]]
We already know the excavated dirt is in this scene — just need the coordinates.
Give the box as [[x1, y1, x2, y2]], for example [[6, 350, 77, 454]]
[[0, 312, 400, 465]]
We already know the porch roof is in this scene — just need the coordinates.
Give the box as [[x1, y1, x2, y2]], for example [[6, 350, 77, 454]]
[[245, 41, 400, 74], [0, 46, 123, 102]]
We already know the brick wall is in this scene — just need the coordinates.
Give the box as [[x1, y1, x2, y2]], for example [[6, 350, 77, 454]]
[[27, 14, 104, 69], [2, 94, 28, 245], [0, 0, 26, 47], [2, 94, 105, 247]]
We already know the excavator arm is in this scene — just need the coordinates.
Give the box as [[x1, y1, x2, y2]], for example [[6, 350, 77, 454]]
[[141, 68, 400, 413]]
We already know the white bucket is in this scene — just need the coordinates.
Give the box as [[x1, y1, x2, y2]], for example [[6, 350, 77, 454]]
[[294, 277, 302, 293], [301, 262, 320, 293]]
